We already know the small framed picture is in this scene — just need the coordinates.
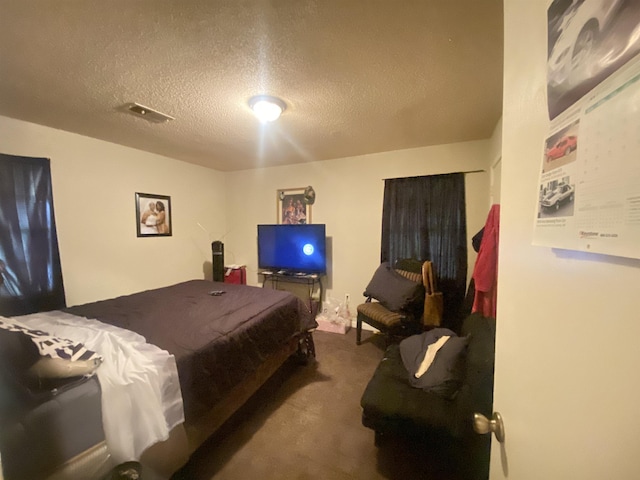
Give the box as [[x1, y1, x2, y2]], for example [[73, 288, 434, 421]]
[[135, 193, 172, 237], [277, 188, 311, 224]]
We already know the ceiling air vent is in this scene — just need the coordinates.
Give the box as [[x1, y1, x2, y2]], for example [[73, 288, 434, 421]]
[[126, 103, 175, 123]]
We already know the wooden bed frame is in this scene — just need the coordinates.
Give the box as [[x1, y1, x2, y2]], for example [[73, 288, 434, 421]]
[[141, 332, 314, 477]]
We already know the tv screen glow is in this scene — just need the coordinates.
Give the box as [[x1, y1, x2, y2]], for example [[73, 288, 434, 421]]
[[257, 224, 326, 274]]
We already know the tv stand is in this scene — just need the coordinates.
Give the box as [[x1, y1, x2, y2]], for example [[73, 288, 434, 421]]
[[260, 271, 324, 314]]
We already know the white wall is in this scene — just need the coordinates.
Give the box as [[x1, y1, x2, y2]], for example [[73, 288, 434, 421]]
[[224, 140, 493, 310], [493, 2, 640, 479], [0, 115, 226, 306]]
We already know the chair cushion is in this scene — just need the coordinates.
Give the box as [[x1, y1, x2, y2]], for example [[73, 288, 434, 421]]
[[357, 302, 404, 327], [363, 262, 425, 313]]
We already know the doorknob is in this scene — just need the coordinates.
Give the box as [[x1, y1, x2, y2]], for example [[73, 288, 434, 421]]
[[473, 411, 505, 443]]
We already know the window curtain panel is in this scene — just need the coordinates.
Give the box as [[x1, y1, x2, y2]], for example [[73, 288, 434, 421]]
[[381, 173, 467, 330], [0, 154, 66, 316]]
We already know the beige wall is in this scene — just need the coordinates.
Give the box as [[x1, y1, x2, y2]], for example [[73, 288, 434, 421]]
[[0, 113, 496, 312], [492, 1, 640, 478], [224, 140, 493, 310], [488, 116, 503, 164], [0, 115, 226, 306], [488, 117, 502, 205]]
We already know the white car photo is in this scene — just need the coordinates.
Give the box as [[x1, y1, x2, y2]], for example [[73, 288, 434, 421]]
[[541, 183, 575, 211], [548, 0, 623, 90]]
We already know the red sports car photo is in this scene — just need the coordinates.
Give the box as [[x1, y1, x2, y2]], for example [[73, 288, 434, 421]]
[[546, 135, 577, 161]]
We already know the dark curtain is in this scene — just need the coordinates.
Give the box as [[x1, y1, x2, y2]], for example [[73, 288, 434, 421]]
[[0, 154, 65, 316], [381, 173, 467, 331]]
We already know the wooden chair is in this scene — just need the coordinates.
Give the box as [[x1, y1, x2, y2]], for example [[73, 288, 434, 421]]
[[356, 259, 426, 345]]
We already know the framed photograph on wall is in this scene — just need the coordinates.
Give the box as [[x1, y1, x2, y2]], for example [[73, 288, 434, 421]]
[[277, 188, 311, 224], [135, 192, 172, 237]]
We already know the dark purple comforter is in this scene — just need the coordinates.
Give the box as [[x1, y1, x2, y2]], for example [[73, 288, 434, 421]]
[[65, 280, 313, 420]]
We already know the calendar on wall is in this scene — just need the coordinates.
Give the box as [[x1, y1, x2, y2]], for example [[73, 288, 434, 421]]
[[533, 1, 640, 260]]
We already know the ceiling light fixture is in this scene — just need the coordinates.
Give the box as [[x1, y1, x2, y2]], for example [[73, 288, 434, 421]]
[[249, 95, 286, 123]]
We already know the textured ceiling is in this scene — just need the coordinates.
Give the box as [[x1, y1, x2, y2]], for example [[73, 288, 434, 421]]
[[0, 1, 503, 172]]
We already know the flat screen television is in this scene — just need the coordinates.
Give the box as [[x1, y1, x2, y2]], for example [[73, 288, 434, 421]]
[[257, 224, 326, 274]]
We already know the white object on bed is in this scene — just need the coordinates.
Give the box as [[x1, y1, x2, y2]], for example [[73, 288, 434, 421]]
[[18, 311, 185, 464]]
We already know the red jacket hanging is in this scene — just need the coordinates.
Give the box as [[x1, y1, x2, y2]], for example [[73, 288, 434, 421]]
[[472, 204, 500, 318]]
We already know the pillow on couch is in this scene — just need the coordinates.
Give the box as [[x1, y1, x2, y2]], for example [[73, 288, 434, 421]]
[[0, 328, 40, 372], [29, 356, 102, 379], [364, 262, 425, 313], [0, 323, 100, 417], [399, 328, 468, 399], [0, 317, 102, 378]]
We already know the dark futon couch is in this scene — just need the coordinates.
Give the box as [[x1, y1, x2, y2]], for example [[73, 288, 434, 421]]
[[360, 313, 496, 480]]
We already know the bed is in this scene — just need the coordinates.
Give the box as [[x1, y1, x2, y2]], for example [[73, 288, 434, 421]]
[[0, 279, 315, 479]]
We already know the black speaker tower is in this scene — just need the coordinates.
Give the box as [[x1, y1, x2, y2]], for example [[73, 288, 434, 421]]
[[212, 241, 224, 282]]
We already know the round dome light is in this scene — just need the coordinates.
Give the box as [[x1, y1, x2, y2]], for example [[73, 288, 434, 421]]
[[249, 95, 286, 123]]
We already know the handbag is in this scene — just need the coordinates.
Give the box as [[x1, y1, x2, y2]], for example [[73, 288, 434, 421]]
[[422, 261, 444, 327]]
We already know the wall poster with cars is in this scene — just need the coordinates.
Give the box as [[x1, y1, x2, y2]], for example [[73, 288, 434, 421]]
[[533, 0, 640, 260]]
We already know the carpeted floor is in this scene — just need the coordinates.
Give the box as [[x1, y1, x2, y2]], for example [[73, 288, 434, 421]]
[[171, 328, 460, 480]]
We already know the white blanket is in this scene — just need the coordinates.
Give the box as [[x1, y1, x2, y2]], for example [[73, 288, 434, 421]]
[[19, 311, 184, 463]]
